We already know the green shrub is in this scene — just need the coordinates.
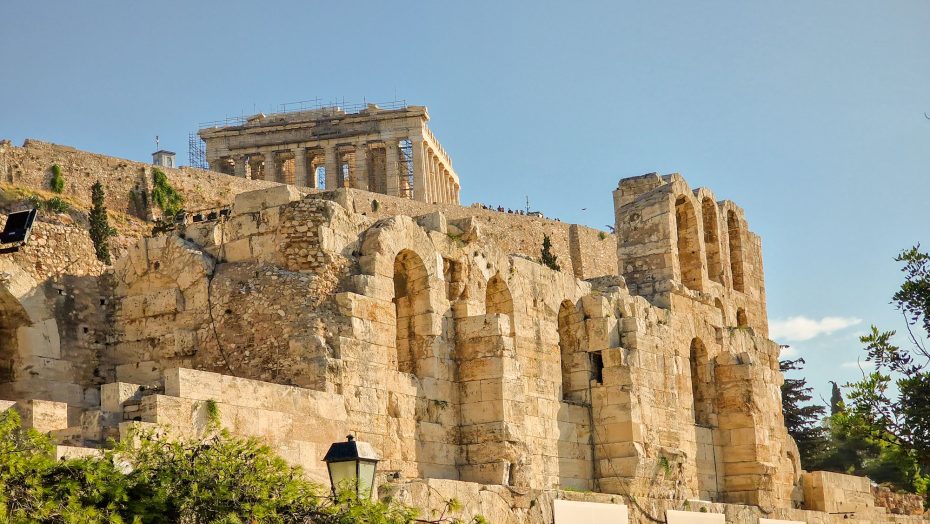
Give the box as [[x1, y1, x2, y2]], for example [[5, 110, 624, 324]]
[[598, 231, 607, 240], [151, 168, 184, 218], [49, 164, 64, 193], [541, 234, 560, 271], [44, 196, 69, 213]]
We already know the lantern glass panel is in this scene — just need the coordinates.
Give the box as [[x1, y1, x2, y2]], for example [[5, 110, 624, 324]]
[[359, 461, 377, 498], [328, 460, 357, 492]]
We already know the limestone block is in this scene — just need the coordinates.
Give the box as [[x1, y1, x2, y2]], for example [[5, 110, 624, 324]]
[[335, 292, 395, 323], [416, 211, 447, 234], [460, 462, 510, 485], [101, 382, 144, 413], [232, 185, 301, 215], [665, 510, 725, 523], [458, 314, 511, 341], [143, 288, 182, 316], [17, 399, 69, 433], [115, 361, 162, 385], [18, 319, 62, 360], [222, 237, 252, 262], [0, 399, 16, 412], [55, 445, 103, 460]]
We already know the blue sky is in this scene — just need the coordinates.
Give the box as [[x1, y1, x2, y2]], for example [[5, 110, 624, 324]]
[[1, 1, 928, 403]]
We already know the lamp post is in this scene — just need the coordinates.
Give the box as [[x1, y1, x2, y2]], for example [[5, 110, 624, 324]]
[[323, 435, 380, 500]]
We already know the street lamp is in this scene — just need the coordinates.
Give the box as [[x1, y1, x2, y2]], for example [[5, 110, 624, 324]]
[[323, 435, 380, 500]]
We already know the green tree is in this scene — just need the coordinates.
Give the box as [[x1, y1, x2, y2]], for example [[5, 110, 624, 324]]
[[846, 246, 930, 468], [49, 164, 64, 193], [829, 381, 844, 416], [89, 181, 115, 264], [540, 234, 560, 271], [779, 358, 828, 468]]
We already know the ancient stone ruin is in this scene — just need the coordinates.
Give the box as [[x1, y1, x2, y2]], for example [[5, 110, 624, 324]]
[[0, 116, 926, 523], [198, 103, 460, 204]]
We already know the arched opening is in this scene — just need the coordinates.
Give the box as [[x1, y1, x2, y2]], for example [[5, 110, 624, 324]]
[[714, 298, 726, 326], [0, 287, 28, 383], [675, 197, 703, 291], [558, 300, 583, 401], [689, 338, 714, 427], [393, 250, 430, 375], [486, 273, 515, 336], [702, 198, 723, 285], [736, 308, 748, 328], [727, 210, 745, 292]]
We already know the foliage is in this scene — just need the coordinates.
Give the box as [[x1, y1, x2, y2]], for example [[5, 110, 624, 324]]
[[845, 246, 930, 468], [829, 381, 844, 416], [0, 408, 484, 523], [779, 358, 829, 467], [151, 168, 184, 218], [598, 231, 607, 241], [371, 199, 380, 212], [89, 181, 116, 265], [49, 164, 64, 193], [44, 196, 70, 213], [540, 234, 560, 271]]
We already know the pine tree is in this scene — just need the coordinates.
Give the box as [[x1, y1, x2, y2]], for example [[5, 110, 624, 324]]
[[89, 181, 114, 265], [541, 234, 560, 271], [779, 358, 829, 468]]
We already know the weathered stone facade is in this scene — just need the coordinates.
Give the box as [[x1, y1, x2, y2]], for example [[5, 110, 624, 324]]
[[0, 134, 926, 523], [199, 104, 460, 204]]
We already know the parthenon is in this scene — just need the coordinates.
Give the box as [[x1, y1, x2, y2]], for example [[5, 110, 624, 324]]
[[198, 103, 460, 204]]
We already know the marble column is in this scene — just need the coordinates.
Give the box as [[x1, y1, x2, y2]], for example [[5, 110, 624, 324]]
[[353, 143, 369, 190], [411, 137, 427, 202], [292, 147, 308, 187], [264, 151, 277, 183], [324, 144, 338, 189], [384, 141, 400, 197], [233, 155, 248, 178]]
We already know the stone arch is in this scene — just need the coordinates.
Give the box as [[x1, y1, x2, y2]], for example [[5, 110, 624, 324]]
[[701, 197, 723, 285], [689, 338, 715, 427], [736, 308, 748, 328], [727, 210, 745, 292], [675, 196, 703, 291], [558, 300, 584, 401], [393, 249, 431, 375], [485, 273, 515, 337]]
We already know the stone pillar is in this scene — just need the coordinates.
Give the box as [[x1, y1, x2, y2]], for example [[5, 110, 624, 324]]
[[264, 151, 277, 183], [248, 155, 264, 180], [384, 141, 401, 197], [411, 137, 427, 202], [233, 155, 248, 178], [324, 144, 338, 190], [457, 313, 529, 487], [292, 147, 308, 187], [353, 143, 369, 190]]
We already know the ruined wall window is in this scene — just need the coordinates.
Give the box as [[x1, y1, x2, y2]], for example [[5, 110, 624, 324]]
[[485, 273, 515, 336], [702, 198, 723, 285], [590, 351, 604, 385], [714, 298, 726, 326], [675, 196, 703, 291], [393, 250, 430, 375], [736, 308, 748, 328], [316, 167, 326, 189], [727, 210, 745, 292], [690, 338, 714, 427], [558, 300, 582, 401]]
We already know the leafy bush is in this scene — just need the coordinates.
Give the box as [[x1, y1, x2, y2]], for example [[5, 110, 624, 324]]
[[151, 168, 184, 218], [49, 164, 64, 193], [44, 196, 69, 213], [541, 234, 560, 271], [0, 408, 483, 523]]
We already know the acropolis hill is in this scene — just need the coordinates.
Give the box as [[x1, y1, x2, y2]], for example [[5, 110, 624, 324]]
[[0, 104, 925, 524]]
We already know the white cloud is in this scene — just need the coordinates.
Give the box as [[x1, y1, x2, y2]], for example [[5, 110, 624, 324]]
[[779, 345, 798, 357], [769, 316, 862, 342], [841, 360, 874, 370]]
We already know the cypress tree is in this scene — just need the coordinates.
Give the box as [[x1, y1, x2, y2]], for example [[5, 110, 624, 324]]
[[541, 234, 560, 271], [89, 181, 114, 264]]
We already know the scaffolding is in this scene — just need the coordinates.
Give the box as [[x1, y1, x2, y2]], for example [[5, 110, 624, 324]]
[[399, 139, 415, 198], [188, 133, 208, 170], [197, 98, 408, 129]]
